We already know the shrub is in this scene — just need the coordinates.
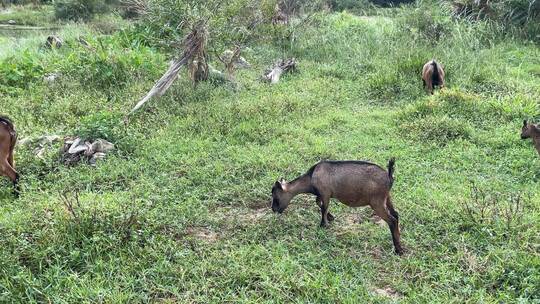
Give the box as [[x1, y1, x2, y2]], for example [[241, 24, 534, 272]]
[[55, 35, 162, 89], [0, 51, 44, 95], [1, 0, 51, 5], [54, 0, 108, 21], [398, 2, 454, 42]]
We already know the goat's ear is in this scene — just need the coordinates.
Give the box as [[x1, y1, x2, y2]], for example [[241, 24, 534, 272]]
[[523, 120, 528, 127]]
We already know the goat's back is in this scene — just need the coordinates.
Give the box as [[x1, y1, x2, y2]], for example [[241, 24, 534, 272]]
[[310, 161, 392, 206]]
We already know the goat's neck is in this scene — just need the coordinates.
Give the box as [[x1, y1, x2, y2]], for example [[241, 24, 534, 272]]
[[286, 174, 313, 197]]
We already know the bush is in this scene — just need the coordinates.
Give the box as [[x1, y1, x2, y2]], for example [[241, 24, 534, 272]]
[[0, 51, 44, 95], [77, 111, 122, 141], [449, 0, 540, 41], [55, 35, 162, 89], [398, 2, 454, 42], [54, 0, 108, 21]]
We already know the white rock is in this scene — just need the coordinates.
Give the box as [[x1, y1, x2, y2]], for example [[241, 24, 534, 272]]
[[68, 138, 87, 154]]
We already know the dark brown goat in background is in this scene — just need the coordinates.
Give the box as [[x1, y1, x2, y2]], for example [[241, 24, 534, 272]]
[[521, 120, 540, 157], [271, 158, 403, 255], [0, 116, 19, 197], [422, 60, 445, 94]]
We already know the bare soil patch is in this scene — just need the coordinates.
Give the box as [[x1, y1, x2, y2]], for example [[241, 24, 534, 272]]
[[184, 227, 219, 242], [373, 286, 402, 300]]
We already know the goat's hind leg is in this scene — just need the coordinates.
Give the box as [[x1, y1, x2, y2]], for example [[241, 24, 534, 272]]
[[372, 198, 403, 255]]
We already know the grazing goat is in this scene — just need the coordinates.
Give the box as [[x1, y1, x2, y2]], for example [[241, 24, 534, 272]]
[[422, 60, 445, 94], [271, 158, 403, 255], [0, 116, 19, 197], [521, 120, 540, 157]]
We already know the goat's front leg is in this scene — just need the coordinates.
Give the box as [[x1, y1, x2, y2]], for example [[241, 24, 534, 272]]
[[316, 197, 334, 224], [1, 160, 19, 198], [318, 197, 331, 228]]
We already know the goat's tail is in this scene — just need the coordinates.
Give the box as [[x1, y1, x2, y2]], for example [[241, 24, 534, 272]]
[[431, 60, 440, 80], [387, 157, 396, 189], [0, 116, 17, 152]]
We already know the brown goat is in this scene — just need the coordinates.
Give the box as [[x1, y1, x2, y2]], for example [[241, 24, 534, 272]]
[[0, 116, 19, 197], [521, 120, 540, 157], [271, 158, 403, 255], [422, 60, 445, 94]]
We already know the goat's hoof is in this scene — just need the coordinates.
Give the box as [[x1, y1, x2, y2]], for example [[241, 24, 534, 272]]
[[327, 213, 335, 222], [395, 248, 404, 256]]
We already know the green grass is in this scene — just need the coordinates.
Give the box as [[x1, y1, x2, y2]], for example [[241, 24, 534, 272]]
[[0, 5, 55, 26], [0, 4, 539, 303]]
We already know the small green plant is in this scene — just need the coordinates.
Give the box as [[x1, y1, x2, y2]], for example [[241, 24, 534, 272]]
[[77, 111, 122, 141]]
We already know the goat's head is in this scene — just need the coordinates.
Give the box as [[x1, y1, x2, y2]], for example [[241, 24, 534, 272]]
[[521, 120, 538, 139], [271, 179, 293, 214]]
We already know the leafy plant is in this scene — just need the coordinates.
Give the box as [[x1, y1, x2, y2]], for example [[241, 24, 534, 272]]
[[77, 111, 122, 141], [0, 51, 44, 94]]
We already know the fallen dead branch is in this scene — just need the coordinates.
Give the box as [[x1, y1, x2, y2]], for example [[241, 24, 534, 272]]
[[263, 58, 297, 84], [130, 22, 208, 114], [217, 45, 251, 81]]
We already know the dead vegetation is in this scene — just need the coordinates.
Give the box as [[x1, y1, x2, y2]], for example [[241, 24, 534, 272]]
[[373, 286, 403, 300], [263, 58, 297, 84], [460, 183, 532, 236], [130, 21, 210, 113]]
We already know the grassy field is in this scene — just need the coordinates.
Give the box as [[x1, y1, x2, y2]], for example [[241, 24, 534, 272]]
[[0, 2, 539, 303]]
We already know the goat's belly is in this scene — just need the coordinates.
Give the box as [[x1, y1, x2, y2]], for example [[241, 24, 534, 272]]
[[335, 197, 369, 207]]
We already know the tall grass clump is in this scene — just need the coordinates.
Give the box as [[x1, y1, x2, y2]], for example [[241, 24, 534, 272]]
[[397, 88, 538, 143], [449, 0, 540, 41], [54, 0, 111, 21]]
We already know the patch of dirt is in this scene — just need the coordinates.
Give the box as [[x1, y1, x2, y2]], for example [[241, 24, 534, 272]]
[[184, 227, 219, 242], [216, 201, 271, 226], [370, 215, 387, 227], [333, 213, 361, 235], [373, 286, 402, 300], [369, 246, 384, 260], [248, 200, 270, 210], [334, 208, 378, 232], [243, 207, 268, 222]]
